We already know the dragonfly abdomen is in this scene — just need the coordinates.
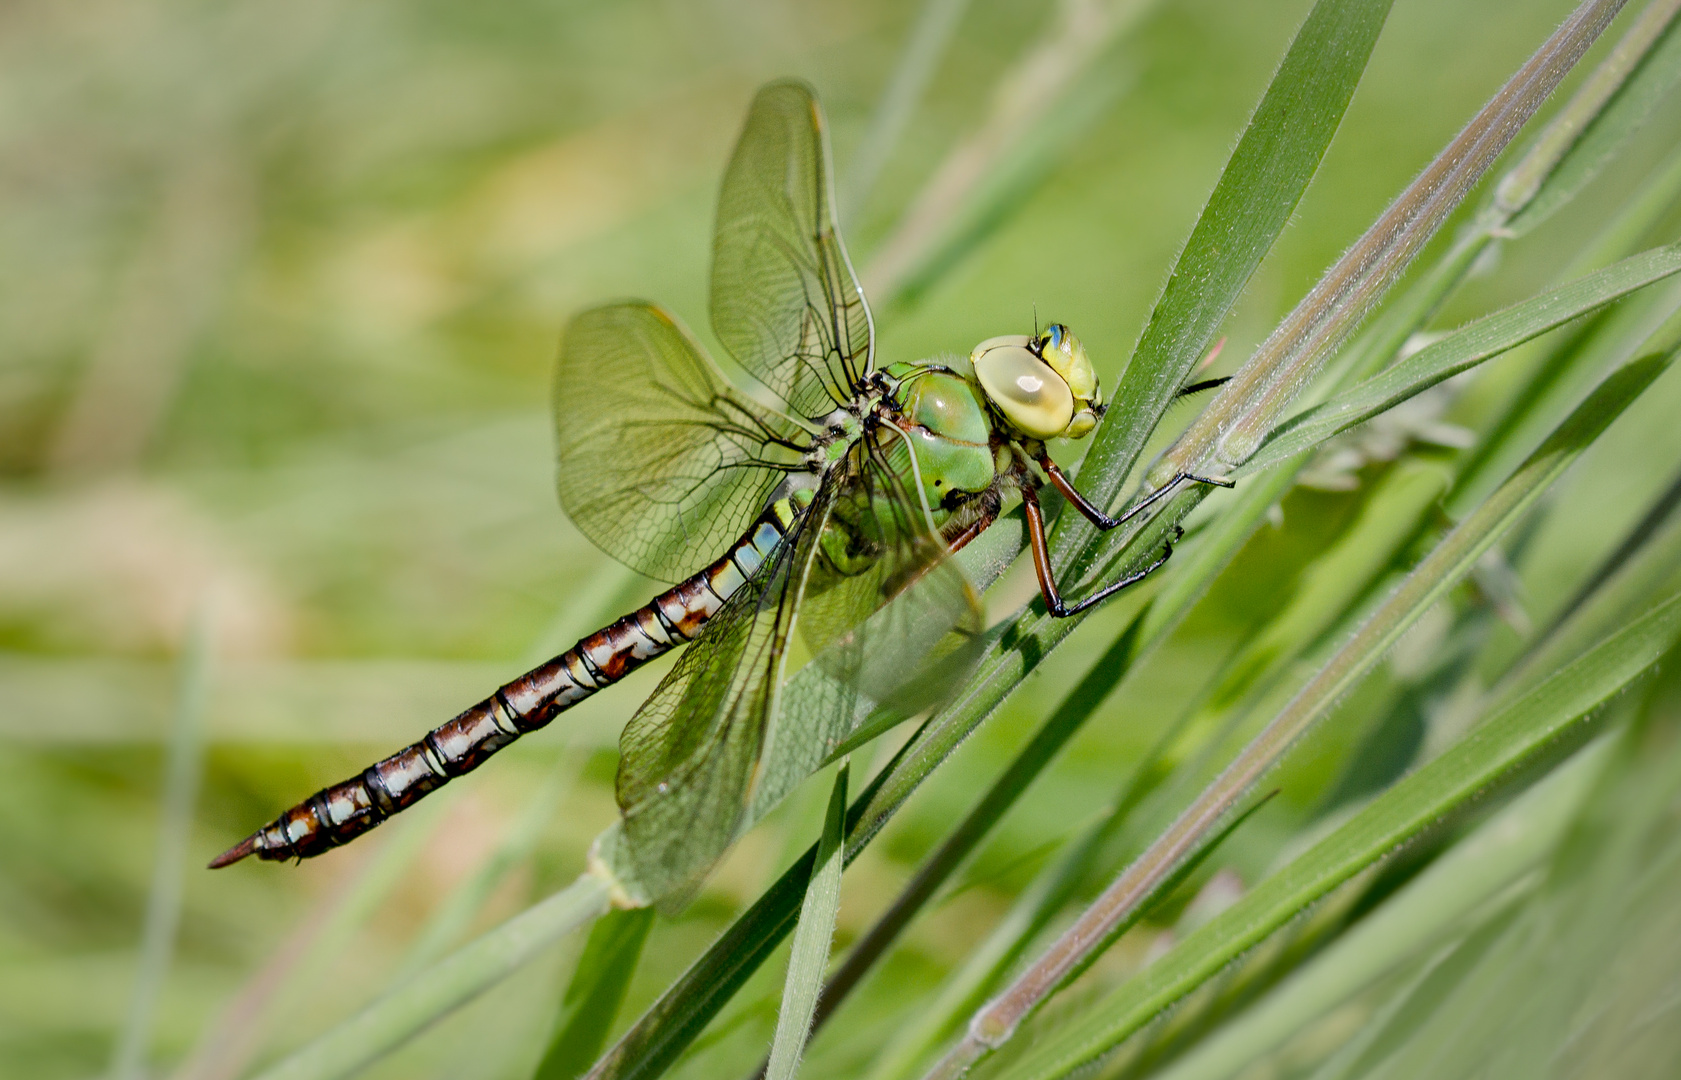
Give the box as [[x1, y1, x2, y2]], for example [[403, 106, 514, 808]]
[[209, 500, 797, 868]]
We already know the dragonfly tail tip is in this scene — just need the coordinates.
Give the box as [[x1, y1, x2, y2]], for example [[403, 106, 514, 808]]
[[208, 834, 258, 869]]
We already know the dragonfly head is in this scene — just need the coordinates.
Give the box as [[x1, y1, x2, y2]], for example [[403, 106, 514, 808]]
[[969, 324, 1104, 442]]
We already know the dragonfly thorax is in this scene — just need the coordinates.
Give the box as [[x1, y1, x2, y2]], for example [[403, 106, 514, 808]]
[[875, 363, 998, 518]]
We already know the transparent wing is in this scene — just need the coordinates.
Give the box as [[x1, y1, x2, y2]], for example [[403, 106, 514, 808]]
[[616, 477, 838, 905], [711, 79, 873, 421], [739, 440, 992, 830], [554, 301, 809, 583], [616, 442, 985, 906], [797, 435, 986, 714]]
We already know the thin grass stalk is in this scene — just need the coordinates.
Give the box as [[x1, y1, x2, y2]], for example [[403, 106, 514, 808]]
[[1238, 245, 1681, 474], [109, 610, 212, 1080], [1160, 0, 1628, 478], [1524, 461, 1681, 661], [1140, 736, 1617, 1080], [581, 740, 917, 1080], [1493, 0, 1681, 221], [1447, 273, 1681, 517], [994, 584, 1681, 1080], [535, 909, 658, 1080], [248, 875, 612, 1080], [923, 351, 1671, 1078], [862, 0, 1163, 305], [765, 764, 849, 1080], [392, 749, 581, 980], [799, 613, 1147, 1044], [840, 0, 973, 223]]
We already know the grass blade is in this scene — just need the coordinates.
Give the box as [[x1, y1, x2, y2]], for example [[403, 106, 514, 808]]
[[1143, 736, 1616, 1080], [994, 579, 1681, 1080], [248, 875, 611, 1080], [533, 908, 657, 1080], [765, 763, 849, 1080], [1162, 0, 1629, 477], [840, 0, 974, 223], [583, 754, 914, 1080], [926, 349, 1673, 1078], [1063, 0, 1394, 547], [1505, 0, 1681, 236], [109, 612, 212, 1080], [1240, 243, 1681, 474]]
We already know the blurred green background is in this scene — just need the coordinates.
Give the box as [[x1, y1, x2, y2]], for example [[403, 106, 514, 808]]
[[5, 1, 1677, 1078]]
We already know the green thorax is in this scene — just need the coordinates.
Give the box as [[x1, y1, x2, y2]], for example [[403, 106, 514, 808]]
[[877, 362, 999, 517]]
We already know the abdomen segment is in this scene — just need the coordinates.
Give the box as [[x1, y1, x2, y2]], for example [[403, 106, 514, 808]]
[[209, 502, 793, 867]]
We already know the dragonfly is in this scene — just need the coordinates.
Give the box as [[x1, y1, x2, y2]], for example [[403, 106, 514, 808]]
[[210, 80, 1231, 897]]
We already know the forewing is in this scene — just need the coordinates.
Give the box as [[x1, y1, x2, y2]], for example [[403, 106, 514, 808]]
[[616, 477, 837, 905], [555, 302, 806, 583], [711, 79, 872, 420], [798, 436, 986, 716]]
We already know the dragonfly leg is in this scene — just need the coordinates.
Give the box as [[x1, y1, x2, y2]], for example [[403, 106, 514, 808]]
[[943, 494, 1002, 556], [1021, 483, 1180, 618], [1034, 451, 1232, 531], [1176, 374, 1232, 398]]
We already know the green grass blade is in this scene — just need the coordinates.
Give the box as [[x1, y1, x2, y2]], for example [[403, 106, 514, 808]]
[[533, 908, 657, 1080], [765, 763, 849, 1080], [248, 875, 611, 1080], [398, 751, 581, 980], [1063, 0, 1393, 544], [1313, 0, 1681, 394], [928, 349, 1673, 1077], [1239, 244, 1681, 474], [109, 612, 211, 1080], [805, 611, 1150, 1049], [583, 755, 913, 1080], [994, 582, 1681, 1080], [1505, 0, 1681, 236], [840, 0, 973, 223], [863, 0, 1166, 307], [1164, 0, 1627, 477], [1145, 736, 1615, 1080], [1445, 272, 1681, 518]]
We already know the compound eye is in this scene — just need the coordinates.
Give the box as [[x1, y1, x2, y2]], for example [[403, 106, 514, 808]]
[[972, 342, 1074, 440]]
